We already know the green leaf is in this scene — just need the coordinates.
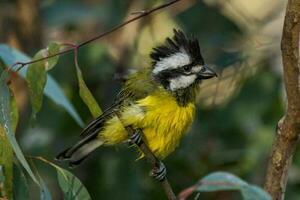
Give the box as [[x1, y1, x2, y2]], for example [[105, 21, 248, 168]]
[[75, 64, 102, 118], [0, 72, 40, 186], [196, 172, 271, 200], [26, 42, 61, 120], [13, 164, 29, 200], [0, 44, 84, 127], [39, 178, 52, 200], [57, 168, 91, 200], [0, 56, 52, 200], [26, 50, 48, 120], [37, 158, 91, 200], [44, 76, 84, 127], [45, 42, 60, 71], [0, 83, 18, 199], [241, 185, 272, 200]]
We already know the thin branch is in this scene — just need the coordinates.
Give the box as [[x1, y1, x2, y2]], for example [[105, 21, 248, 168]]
[[9, 0, 180, 72], [264, 1, 300, 200], [125, 126, 177, 200]]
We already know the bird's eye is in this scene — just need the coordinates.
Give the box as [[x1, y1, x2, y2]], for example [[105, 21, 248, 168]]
[[183, 65, 191, 72]]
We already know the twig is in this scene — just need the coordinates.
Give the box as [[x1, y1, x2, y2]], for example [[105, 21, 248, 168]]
[[264, 1, 300, 200], [125, 126, 177, 200], [9, 0, 181, 72]]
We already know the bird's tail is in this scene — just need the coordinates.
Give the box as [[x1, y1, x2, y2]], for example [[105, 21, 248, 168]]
[[56, 136, 104, 168]]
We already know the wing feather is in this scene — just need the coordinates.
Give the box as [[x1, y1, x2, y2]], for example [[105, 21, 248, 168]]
[[79, 69, 157, 138]]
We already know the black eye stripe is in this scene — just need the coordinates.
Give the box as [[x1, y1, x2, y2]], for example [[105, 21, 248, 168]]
[[153, 62, 202, 80]]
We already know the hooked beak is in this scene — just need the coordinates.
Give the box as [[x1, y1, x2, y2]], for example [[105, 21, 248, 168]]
[[197, 65, 217, 80]]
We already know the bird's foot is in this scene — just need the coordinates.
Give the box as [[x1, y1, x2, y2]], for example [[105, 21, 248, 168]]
[[128, 129, 143, 146], [150, 161, 167, 181]]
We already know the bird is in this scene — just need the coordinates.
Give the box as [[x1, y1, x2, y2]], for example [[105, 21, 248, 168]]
[[56, 29, 217, 180]]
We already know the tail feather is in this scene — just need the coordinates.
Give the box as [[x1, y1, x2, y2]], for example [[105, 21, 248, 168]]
[[56, 138, 104, 168]]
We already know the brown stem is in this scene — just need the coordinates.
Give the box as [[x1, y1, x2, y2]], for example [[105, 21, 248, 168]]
[[125, 126, 177, 200], [9, 0, 180, 72], [264, 1, 300, 200]]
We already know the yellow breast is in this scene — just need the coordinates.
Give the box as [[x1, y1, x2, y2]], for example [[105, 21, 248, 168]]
[[100, 90, 195, 159], [135, 91, 195, 159]]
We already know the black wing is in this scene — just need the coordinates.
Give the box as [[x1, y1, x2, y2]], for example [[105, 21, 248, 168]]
[[79, 96, 125, 138]]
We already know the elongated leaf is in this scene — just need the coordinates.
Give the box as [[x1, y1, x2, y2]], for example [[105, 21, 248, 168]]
[[0, 58, 52, 200], [75, 64, 102, 118], [0, 44, 84, 127], [39, 178, 52, 200], [0, 72, 39, 186], [13, 164, 29, 200], [0, 84, 19, 199], [37, 158, 91, 200], [26, 50, 48, 120], [196, 172, 271, 200], [0, 127, 13, 199], [43, 75, 84, 127]]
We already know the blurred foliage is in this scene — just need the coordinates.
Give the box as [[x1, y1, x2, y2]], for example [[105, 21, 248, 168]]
[[0, 0, 298, 199], [179, 171, 271, 200]]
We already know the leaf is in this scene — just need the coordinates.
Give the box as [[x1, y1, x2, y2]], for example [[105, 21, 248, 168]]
[[26, 42, 61, 120], [75, 64, 102, 118], [43, 76, 84, 126], [0, 72, 40, 186], [0, 44, 84, 127], [57, 168, 91, 200], [196, 172, 271, 200], [0, 84, 18, 199], [36, 157, 91, 200], [13, 164, 29, 200], [39, 178, 52, 200], [26, 50, 48, 120], [241, 185, 271, 200], [45, 42, 60, 71]]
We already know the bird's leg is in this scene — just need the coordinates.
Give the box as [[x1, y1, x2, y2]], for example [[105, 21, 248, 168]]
[[128, 128, 143, 146], [126, 127, 167, 181], [150, 160, 167, 181]]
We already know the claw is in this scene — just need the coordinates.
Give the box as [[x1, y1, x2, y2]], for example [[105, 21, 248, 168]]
[[150, 161, 167, 181], [128, 129, 143, 146]]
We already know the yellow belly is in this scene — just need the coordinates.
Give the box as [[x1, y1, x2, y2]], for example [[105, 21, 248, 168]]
[[99, 91, 195, 159]]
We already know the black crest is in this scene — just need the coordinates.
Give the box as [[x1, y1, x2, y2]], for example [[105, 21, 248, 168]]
[[150, 29, 204, 66]]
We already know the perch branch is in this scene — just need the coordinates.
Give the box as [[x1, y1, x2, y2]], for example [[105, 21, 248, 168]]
[[264, 1, 300, 200], [8, 0, 180, 72], [125, 126, 177, 200]]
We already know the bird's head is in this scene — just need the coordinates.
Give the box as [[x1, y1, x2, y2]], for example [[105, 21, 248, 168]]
[[150, 29, 217, 92]]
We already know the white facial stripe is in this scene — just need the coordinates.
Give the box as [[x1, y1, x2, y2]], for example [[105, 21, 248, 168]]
[[169, 74, 197, 91], [191, 65, 203, 73], [153, 52, 190, 74]]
